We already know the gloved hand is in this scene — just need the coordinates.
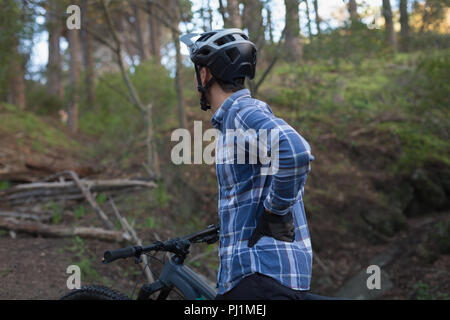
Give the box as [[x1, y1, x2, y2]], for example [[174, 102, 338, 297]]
[[248, 209, 295, 248]]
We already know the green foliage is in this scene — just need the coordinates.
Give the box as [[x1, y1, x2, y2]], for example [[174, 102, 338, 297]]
[[95, 193, 108, 205], [0, 181, 11, 190], [432, 221, 450, 255], [26, 82, 64, 116], [0, 103, 79, 151], [73, 205, 85, 220], [144, 216, 159, 229], [414, 281, 449, 300], [414, 49, 450, 109], [155, 183, 170, 209], [68, 236, 102, 283], [79, 60, 176, 165], [48, 201, 63, 224]]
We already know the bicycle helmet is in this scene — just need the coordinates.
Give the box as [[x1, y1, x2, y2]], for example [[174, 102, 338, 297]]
[[180, 28, 257, 111]]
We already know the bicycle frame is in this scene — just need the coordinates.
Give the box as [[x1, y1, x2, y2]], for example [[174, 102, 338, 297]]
[[137, 255, 217, 300]]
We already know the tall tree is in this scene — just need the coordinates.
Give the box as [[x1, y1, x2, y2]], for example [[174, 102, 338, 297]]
[[80, 0, 95, 106], [313, 0, 321, 36], [146, 1, 161, 64], [265, 0, 274, 44], [8, 43, 26, 110], [227, 0, 242, 28], [100, 0, 161, 179], [132, 0, 150, 61], [399, 0, 409, 51], [242, 0, 265, 48], [46, 0, 63, 98], [304, 0, 313, 39], [284, 0, 302, 61], [171, 0, 187, 129], [382, 0, 397, 51], [347, 0, 359, 25], [67, 20, 81, 133], [218, 0, 242, 28]]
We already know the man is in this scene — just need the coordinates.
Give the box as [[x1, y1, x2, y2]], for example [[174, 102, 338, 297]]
[[181, 29, 314, 300]]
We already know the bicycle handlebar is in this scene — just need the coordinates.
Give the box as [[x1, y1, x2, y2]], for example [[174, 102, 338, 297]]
[[102, 224, 219, 264]]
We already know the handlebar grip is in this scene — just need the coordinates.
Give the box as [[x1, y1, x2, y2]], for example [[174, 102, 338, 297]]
[[103, 246, 140, 264]]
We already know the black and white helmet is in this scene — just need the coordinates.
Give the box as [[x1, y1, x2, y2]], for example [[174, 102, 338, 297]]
[[181, 29, 257, 111], [181, 28, 257, 83]]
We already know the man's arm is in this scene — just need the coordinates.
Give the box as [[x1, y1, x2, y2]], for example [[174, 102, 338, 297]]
[[235, 106, 313, 216]]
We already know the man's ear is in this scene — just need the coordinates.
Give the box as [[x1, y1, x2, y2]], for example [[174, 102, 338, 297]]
[[200, 67, 211, 87]]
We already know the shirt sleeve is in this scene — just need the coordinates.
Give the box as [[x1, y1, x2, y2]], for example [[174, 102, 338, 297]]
[[235, 105, 314, 215]]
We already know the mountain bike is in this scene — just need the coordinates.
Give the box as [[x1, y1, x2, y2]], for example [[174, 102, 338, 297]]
[[61, 224, 220, 300], [60, 224, 339, 300]]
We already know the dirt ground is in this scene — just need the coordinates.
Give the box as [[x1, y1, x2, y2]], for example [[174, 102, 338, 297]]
[[0, 236, 138, 299]]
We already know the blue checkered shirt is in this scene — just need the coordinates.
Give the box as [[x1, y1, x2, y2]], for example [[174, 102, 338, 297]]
[[211, 89, 314, 294]]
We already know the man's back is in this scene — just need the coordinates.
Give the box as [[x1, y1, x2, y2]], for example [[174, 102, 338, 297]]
[[211, 88, 314, 295]]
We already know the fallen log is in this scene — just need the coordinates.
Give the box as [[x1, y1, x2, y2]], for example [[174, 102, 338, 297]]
[[0, 211, 52, 222], [0, 217, 130, 242], [0, 177, 156, 204]]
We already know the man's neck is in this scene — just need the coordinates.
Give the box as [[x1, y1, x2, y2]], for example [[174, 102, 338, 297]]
[[209, 85, 234, 113]]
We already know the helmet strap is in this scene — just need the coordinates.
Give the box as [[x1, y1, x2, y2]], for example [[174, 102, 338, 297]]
[[195, 65, 215, 111]]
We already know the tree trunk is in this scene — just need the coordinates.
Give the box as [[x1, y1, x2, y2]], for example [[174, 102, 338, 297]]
[[304, 0, 313, 39], [173, 29, 186, 129], [284, 0, 302, 62], [46, 0, 63, 98], [266, 2, 274, 44], [382, 0, 397, 51], [8, 44, 26, 110], [146, 1, 161, 64], [400, 0, 409, 51], [227, 0, 242, 28], [242, 0, 265, 48], [133, 1, 150, 61], [348, 0, 359, 25], [67, 25, 81, 134], [80, 0, 95, 106], [313, 0, 321, 36]]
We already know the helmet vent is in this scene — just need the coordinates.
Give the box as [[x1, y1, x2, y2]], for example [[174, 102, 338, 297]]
[[214, 35, 235, 46], [225, 47, 240, 63]]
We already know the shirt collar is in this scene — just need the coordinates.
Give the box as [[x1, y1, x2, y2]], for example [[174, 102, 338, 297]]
[[211, 89, 251, 129]]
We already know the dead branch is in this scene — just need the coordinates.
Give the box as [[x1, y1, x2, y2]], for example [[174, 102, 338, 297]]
[[109, 196, 154, 283], [0, 211, 52, 222], [0, 217, 129, 242], [67, 171, 115, 230]]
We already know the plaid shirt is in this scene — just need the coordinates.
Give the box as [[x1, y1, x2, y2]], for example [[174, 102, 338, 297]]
[[211, 89, 314, 294]]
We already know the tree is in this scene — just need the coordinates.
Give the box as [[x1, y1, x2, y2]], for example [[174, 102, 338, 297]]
[[347, 0, 359, 25], [67, 22, 81, 133], [399, 0, 409, 51], [145, 1, 161, 63], [227, 0, 242, 28], [242, 0, 265, 48], [80, 0, 95, 106], [304, 0, 313, 39], [313, 0, 321, 36], [8, 44, 26, 110], [46, 0, 63, 99], [382, 0, 397, 51], [100, 0, 161, 179], [131, 0, 150, 61], [284, 0, 302, 61]]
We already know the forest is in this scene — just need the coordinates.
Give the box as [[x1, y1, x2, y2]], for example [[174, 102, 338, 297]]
[[0, 0, 449, 300]]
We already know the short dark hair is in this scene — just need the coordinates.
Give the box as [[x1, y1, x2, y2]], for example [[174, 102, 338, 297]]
[[216, 78, 246, 93]]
